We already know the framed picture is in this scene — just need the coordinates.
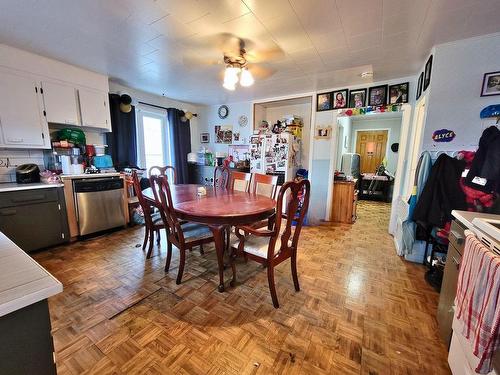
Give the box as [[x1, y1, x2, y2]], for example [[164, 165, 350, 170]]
[[423, 55, 433, 91], [214, 125, 233, 144], [332, 89, 348, 109], [316, 92, 333, 111], [200, 132, 210, 143], [416, 72, 424, 100], [314, 126, 332, 139], [481, 71, 500, 97], [368, 85, 388, 106], [349, 88, 366, 108], [388, 82, 409, 104]]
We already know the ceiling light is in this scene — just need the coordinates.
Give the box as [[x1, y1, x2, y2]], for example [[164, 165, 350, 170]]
[[223, 66, 240, 86], [360, 71, 373, 78], [240, 68, 254, 87], [223, 80, 236, 91]]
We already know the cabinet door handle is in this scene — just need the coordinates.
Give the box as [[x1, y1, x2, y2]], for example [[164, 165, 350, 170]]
[[0, 208, 17, 216], [65, 120, 76, 125], [7, 138, 24, 143], [450, 229, 464, 245]]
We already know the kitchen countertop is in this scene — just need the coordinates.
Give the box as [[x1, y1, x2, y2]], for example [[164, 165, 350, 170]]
[[0, 232, 62, 317], [451, 210, 500, 229], [60, 172, 121, 180], [0, 182, 64, 193]]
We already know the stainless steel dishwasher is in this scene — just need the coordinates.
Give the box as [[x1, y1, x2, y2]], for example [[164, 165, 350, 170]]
[[73, 177, 125, 236]]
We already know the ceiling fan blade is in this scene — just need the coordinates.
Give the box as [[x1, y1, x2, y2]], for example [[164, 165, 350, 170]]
[[245, 45, 285, 63], [183, 55, 223, 68], [185, 33, 254, 58], [248, 65, 276, 80]]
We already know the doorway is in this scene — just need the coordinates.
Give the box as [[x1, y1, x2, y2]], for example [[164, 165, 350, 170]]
[[355, 130, 388, 173]]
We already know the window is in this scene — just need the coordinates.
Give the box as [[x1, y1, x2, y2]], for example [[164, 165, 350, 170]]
[[136, 107, 171, 172]]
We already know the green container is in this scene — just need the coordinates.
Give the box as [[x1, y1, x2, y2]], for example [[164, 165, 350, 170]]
[[57, 128, 86, 145]]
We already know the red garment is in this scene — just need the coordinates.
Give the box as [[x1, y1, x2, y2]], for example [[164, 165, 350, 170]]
[[458, 151, 495, 211]]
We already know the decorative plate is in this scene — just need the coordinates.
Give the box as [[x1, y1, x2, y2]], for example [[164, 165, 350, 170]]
[[238, 115, 248, 127], [218, 105, 229, 119]]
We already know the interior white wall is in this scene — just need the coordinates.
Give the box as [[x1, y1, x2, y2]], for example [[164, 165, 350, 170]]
[[109, 82, 203, 152], [336, 117, 352, 169], [264, 103, 311, 168], [350, 117, 402, 174], [422, 33, 500, 151]]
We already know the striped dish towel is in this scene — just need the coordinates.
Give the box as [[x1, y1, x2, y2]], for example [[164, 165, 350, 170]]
[[455, 233, 500, 374]]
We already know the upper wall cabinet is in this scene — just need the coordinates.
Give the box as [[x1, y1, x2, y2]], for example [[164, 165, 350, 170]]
[[0, 70, 49, 149], [78, 88, 110, 131], [41, 81, 79, 126]]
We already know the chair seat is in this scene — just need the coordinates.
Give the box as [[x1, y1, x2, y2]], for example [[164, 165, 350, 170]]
[[231, 232, 292, 258], [181, 222, 213, 242]]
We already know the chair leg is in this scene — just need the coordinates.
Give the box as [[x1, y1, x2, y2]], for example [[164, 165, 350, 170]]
[[229, 248, 237, 287], [199, 243, 204, 255], [165, 241, 172, 272], [267, 264, 279, 308], [176, 249, 186, 284], [146, 228, 154, 258], [291, 251, 300, 292], [142, 224, 149, 250]]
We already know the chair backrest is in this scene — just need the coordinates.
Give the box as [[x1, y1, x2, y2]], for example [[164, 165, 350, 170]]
[[214, 165, 231, 190], [152, 175, 185, 245], [149, 174, 169, 225], [250, 173, 279, 199], [149, 165, 176, 184], [230, 171, 251, 192], [271, 179, 311, 256], [131, 170, 153, 217]]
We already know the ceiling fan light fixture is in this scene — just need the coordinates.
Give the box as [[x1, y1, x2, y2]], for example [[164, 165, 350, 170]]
[[223, 80, 236, 91], [240, 67, 254, 87], [224, 66, 240, 85]]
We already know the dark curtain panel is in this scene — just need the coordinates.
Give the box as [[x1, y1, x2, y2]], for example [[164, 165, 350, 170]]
[[168, 108, 191, 184], [106, 94, 138, 170]]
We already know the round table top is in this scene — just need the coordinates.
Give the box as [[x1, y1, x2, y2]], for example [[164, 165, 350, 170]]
[[143, 184, 276, 226]]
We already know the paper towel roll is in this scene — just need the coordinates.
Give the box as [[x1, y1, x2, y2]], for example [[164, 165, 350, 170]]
[[61, 155, 72, 175]]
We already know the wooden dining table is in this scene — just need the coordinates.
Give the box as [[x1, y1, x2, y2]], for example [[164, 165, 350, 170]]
[[142, 184, 276, 292]]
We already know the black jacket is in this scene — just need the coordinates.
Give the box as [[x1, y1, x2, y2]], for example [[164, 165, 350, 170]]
[[465, 126, 500, 193], [412, 154, 466, 232]]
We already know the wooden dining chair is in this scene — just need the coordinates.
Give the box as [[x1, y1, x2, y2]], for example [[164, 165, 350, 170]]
[[230, 171, 251, 192], [149, 165, 176, 184], [131, 171, 165, 259], [153, 175, 215, 284], [214, 165, 231, 189], [250, 173, 279, 199], [230, 179, 311, 308]]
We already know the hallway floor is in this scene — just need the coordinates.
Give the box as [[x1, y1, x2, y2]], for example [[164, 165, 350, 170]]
[[34, 200, 451, 374]]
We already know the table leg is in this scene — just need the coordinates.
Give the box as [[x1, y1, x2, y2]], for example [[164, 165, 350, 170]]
[[209, 224, 227, 292]]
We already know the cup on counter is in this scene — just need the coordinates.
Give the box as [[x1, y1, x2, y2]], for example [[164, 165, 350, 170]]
[[61, 155, 72, 175], [71, 164, 84, 175]]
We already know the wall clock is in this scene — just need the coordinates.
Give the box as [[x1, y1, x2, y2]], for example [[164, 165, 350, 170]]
[[238, 115, 248, 127], [218, 105, 229, 119]]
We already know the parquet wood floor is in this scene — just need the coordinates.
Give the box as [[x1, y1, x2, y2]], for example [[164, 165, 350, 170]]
[[34, 201, 451, 374]]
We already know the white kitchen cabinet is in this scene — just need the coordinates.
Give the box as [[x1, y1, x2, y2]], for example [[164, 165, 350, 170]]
[[0, 70, 49, 148], [78, 88, 110, 131], [41, 81, 79, 126]]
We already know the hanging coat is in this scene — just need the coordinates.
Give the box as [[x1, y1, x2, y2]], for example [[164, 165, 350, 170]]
[[412, 154, 467, 233]]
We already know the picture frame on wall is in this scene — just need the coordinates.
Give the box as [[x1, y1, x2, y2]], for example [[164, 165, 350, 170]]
[[368, 85, 388, 106], [388, 82, 409, 104], [481, 71, 500, 97], [214, 125, 233, 144], [200, 132, 210, 143], [416, 72, 424, 100], [316, 92, 333, 111], [332, 89, 348, 109], [348, 88, 367, 108], [423, 55, 433, 91]]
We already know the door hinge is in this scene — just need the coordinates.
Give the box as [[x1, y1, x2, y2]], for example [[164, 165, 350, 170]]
[[42, 133, 45, 139], [35, 86, 38, 93], [40, 87, 43, 94], [43, 110, 47, 117]]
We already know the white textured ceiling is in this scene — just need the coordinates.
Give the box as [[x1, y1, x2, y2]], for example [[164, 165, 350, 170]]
[[0, 0, 499, 105]]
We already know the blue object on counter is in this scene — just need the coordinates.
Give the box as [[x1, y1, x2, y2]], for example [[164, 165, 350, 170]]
[[93, 155, 113, 168]]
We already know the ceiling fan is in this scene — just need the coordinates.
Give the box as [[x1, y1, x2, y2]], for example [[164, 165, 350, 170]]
[[183, 33, 284, 91]]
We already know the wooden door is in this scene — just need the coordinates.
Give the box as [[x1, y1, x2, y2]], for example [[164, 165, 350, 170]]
[[355, 130, 388, 173]]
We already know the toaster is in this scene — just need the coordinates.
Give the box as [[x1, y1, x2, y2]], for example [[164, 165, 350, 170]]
[[16, 164, 41, 184]]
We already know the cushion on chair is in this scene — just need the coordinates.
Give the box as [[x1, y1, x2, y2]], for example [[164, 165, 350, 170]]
[[231, 232, 292, 259], [181, 222, 213, 242]]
